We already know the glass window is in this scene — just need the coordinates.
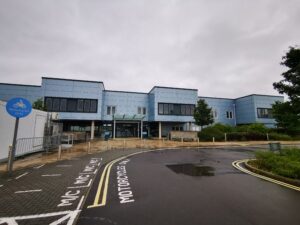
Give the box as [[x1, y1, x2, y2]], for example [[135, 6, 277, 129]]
[[52, 98, 60, 111], [226, 111, 233, 119], [67, 99, 77, 112], [163, 104, 169, 114], [174, 104, 181, 115], [45, 98, 52, 111], [138, 107, 141, 114], [83, 99, 90, 112], [143, 107, 146, 115], [77, 99, 84, 112], [181, 105, 186, 115], [112, 106, 116, 115], [257, 108, 273, 118], [90, 100, 97, 113], [60, 99, 67, 112], [158, 103, 163, 114], [107, 106, 111, 115]]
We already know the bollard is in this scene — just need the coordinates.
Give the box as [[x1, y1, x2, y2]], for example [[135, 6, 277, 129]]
[[266, 133, 269, 141], [213, 137, 215, 143], [87, 142, 91, 154], [58, 145, 62, 160], [7, 145, 13, 173], [225, 133, 227, 142]]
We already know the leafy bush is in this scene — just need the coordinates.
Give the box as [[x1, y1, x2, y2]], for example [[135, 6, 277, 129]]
[[198, 127, 225, 142], [254, 148, 300, 179], [236, 123, 270, 133], [212, 123, 235, 133], [227, 131, 267, 141], [268, 133, 292, 141]]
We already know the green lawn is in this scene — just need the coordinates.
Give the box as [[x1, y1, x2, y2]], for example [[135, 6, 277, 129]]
[[251, 148, 300, 179]]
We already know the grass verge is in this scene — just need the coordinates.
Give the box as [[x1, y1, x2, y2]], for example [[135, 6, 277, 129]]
[[249, 148, 300, 180]]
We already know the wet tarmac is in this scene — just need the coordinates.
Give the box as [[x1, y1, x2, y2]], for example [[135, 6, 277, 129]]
[[77, 148, 300, 225]]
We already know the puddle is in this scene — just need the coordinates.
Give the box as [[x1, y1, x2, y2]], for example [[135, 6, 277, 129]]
[[166, 164, 215, 177]]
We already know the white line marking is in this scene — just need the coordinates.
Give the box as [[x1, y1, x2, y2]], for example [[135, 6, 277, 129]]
[[67, 179, 92, 189], [15, 189, 42, 194], [34, 164, 45, 169], [0, 185, 3, 188], [15, 172, 29, 180], [77, 195, 85, 210], [42, 174, 61, 177], [80, 168, 98, 175], [0, 210, 72, 220], [56, 165, 72, 167]]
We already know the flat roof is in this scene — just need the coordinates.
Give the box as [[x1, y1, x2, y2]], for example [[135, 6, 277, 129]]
[[104, 90, 148, 95], [149, 86, 198, 93], [235, 94, 283, 100], [0, 82, 41, 88], [42, 77, 104, 84]]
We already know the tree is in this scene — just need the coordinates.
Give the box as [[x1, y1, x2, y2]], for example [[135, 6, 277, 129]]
[[32, 98, 46, 111], [272, 46, 300, 134], [193, 99, 214, 129]]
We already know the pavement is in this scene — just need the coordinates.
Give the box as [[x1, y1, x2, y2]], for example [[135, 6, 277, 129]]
[[0, 146, 300, 225]]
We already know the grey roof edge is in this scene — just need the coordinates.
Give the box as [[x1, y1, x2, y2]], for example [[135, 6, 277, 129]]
[[235, 94, 284, 100], [104, 90, 148, 95], [0, 82, 41, 88], [42, 77, 104, 85], [199, 96, 234, 100], [149, 86, 198, 93]]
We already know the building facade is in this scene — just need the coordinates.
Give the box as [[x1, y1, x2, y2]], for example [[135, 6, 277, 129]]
[[0, 77, 284, 139]]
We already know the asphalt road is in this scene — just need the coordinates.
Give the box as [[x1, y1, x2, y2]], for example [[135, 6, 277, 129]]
[[77, 148, 300, 225]]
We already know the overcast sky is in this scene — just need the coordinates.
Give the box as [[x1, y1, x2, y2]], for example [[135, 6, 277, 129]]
[[0, 0, 299, 98]]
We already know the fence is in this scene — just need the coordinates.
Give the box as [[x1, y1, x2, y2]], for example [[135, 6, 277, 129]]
[[15, 135, 61, 157]]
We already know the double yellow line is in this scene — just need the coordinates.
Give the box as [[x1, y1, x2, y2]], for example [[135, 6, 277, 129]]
[[88, 156, 126, 208], [87, 148, 169, 208], [232, 159, 300, 192]]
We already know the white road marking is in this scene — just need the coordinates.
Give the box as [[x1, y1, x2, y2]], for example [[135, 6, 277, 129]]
[[0, 185, 3, 188], [56, 165, 72, 167], [67, 179, 92, 189], [15, 172, 29, 180], [77, 195, 85, 210], [42, 174, 61, 177], [34, 164, 45, 169], [15, 189, 42, 194], [0, 210, 81, 225], [80, 168, 98, 175]]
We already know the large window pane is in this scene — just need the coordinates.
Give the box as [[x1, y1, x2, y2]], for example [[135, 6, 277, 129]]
[[158, 103, 163, 114], [84, 99, 90, 112], [67, 99, 77, 112], [77, 99, 84, 112], [52, 98, 60, 111], [60, 99, 67, 112], [90, 100, 97, 113], [45, 98, 52, 111], [163, 104, 169, 114]]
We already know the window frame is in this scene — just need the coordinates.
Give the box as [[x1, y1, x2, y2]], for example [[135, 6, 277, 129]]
[[158, 103, 195, 116], [257, 108, 273, 119]]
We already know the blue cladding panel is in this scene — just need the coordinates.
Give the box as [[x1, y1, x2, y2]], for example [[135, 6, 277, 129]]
[[0, 84, 42, 103], [199, 97, 235, 126], [102, 91, 149, 121], [150, 87, 198, 122], [235, 96, 256, 124], [42, 78, 104, 120]]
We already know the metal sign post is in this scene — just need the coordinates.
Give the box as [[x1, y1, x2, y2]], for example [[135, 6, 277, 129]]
[[6, 97, 32, 175]]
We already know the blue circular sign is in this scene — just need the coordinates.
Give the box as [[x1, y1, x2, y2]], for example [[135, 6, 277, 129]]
[[6, 97, 32, 118]]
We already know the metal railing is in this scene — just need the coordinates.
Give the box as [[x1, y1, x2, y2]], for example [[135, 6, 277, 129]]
[[15, 135, 61, 157]]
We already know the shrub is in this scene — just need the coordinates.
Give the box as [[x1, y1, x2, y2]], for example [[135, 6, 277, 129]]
[[254, 149, 300, 179], [248, 123, 270, 134], [268, 133, 292, 141], [227, 131, 267, 141], [212, 123, 235, 133], [198, 127, 225, 142]]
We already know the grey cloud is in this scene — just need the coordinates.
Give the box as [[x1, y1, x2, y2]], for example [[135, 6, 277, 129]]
[[0, 0, 299, 97]]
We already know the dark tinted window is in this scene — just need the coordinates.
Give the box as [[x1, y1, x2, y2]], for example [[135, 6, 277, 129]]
[[158, 103, 195, 116], [83, 99, 90, 112], [77, 99, 84, 112]]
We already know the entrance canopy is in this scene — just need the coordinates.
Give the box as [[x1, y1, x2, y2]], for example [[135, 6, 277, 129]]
[[113, 114, 145, 121]]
